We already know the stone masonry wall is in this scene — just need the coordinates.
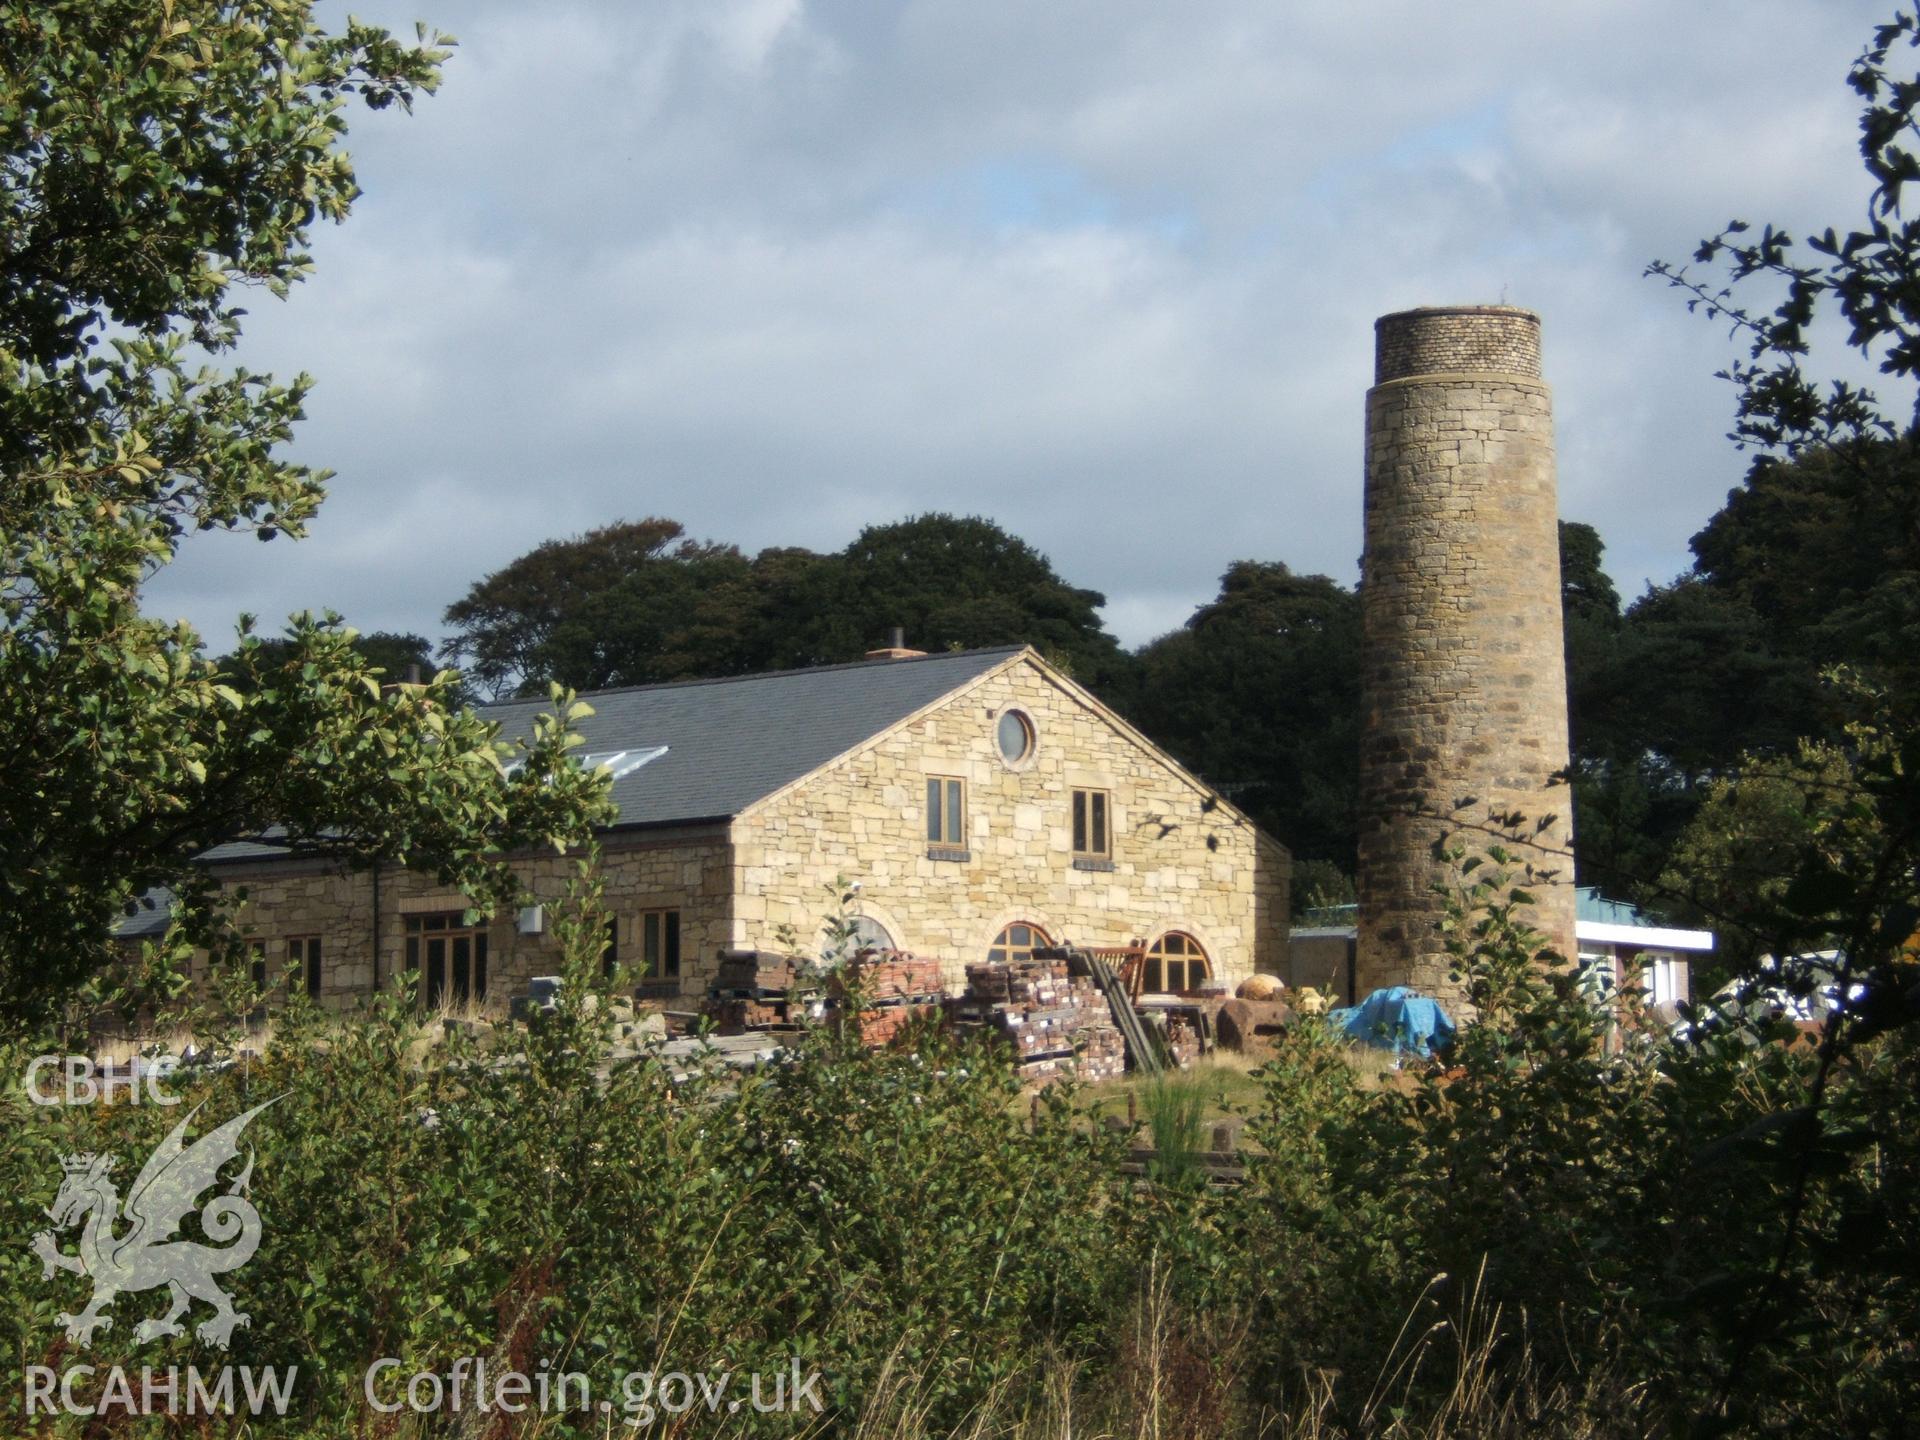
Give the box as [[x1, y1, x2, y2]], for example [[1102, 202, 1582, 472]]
[[206, 829, 732, 1012], [731, 655, 1289, 991], [1357, 306, 1576, 1006], [1374, 306, 1542, 385]]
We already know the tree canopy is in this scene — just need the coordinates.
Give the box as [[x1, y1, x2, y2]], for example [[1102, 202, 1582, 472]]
[[441, 512, 1131, 696], [0, 1, 606, 1022], [1120, 561, 1361, 877]]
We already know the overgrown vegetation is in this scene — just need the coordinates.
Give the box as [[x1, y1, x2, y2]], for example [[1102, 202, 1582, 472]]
[[5, 835, 1916, 1436]]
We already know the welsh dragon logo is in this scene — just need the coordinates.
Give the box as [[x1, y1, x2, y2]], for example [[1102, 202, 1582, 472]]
[[31, 1097, 281, 1349]]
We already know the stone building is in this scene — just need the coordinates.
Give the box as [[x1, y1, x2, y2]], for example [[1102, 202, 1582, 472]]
[[1356, 305, 1577, 1007], [150, 645, 1289, 1008]]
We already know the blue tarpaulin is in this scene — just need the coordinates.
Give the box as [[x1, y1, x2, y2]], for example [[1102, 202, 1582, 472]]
[[1330, 986, 1457, 1057]]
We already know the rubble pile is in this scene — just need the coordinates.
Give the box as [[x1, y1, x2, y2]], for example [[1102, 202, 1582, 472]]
[[947, 958, 1126, 1084]]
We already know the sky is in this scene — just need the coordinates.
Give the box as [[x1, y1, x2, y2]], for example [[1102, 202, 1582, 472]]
[[144, 0, 1908, 652]]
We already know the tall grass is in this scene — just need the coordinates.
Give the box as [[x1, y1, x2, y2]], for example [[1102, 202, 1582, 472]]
[[1140, 1074, 1208, 1187]]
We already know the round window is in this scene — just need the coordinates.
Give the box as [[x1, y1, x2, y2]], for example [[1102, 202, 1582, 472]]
[[996, 709, 1035, 765]]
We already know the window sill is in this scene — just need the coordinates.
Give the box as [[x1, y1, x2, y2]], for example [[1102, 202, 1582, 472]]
[[926, 846, 971, 863], [1072, 856, 1116, 872]]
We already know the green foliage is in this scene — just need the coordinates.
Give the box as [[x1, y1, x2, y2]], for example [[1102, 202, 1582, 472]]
[[3, 977, 1126, 1433], [6, 837, 1920, 1434], [1141, 1073, 1208, 1188], [441, 512, 1132, 698], [1123, 560, 1362, 870], [0, 2, 614, 1021], [211, 628, 452, 700], [1659, 736, 1867, 973], [1290, 857, 1357, 918], [440, 517, 761, 697], [827, 513, 1130, 686]]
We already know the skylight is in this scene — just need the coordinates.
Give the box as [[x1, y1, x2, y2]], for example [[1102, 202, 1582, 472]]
[[504, 745, 667, 780], [579, 747, 668, 781]]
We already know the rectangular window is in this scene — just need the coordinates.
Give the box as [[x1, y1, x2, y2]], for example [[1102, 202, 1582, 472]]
[[926, 776, 966, 848], [640, 909, 681, 980], [1645, 954, 1684, 1007], [287, 935, 322, 998], [403, 912, 488, 1007], [1071, 788, 1111, 859]]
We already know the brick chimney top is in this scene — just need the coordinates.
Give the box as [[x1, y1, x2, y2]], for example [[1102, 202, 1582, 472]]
[[865, 626, 927, 661]]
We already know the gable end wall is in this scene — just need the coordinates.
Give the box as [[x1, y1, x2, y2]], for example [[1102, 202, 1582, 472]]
[[730, 657, 1289, 989]]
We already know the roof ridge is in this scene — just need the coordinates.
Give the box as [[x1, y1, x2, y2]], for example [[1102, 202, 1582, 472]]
[[480, 644, 1030, 710]]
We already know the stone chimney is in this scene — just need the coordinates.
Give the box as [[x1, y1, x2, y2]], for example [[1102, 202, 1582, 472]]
[[865, 626, 927, 661], [1356, 305, 1577, 1007]]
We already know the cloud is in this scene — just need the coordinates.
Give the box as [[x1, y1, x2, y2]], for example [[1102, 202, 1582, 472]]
[[144, 0, 1906, 650]]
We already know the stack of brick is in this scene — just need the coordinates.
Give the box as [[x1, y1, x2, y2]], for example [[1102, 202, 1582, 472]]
[[1164, 1013, 1202, 1070], [830, 951, 947, 1048], [947, 958, 1126, 1084], [704, 950, 820, 1036]]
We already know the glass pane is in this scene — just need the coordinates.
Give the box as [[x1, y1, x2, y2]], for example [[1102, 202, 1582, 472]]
[[473, 933, 488, 999], [925, 778, 941, 843], [997, 711, 1030, 762], [664, 911, 681, 978], [451, 936, 470, 1003], [644, 912, 661, 977], [1072, 792, 1087, 852], [425, 937, 445, 1006], [945, 780, 963, 845], [1145, 958, 1164, 992], [1091, 792, 1108, 852]]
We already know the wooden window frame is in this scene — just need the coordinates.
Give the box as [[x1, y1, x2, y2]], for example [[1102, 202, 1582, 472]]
[[403, 912, 490, 1007], [926, 775, 967, 850], [995, 708, 1036, 767], [1144, 931, 1211, 994], [1071, 787, 1112, 861], [287, 934, 322, 999], [987, 921, 1052, 966], [640, 908, 681, 981]]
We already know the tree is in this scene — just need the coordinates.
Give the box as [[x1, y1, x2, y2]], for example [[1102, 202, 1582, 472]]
[[213, 628, 448, 694], [442, 512, 1136, 695], [1123, 561, 1361, 872], [1657, 737, 1872, 978], [827, 514, 1131, 686], [1644, 11, 1920, 1418], [0, 2, 608, 1023], [442, 518, 760, 696], [1689, 437, 1920, 693]]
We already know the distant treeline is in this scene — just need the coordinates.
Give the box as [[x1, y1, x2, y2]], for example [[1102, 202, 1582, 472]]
[[242, 438, 1920, 938]]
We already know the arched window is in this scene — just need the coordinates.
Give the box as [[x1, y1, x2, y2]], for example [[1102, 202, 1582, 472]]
[[1145, 932, 1210, 994], [845, 915, 896, 956], [987, 921, 1052, 965]]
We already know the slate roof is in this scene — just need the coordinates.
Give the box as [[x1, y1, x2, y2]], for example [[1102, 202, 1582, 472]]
[[113, 886, 176, 939], [505, 645, 1023, 827], [199, 646, 1025, 863]]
